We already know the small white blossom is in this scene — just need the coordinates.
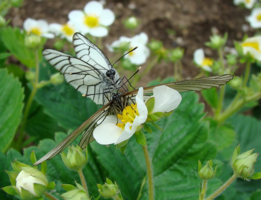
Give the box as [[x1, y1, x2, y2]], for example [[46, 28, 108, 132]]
[[108, 32, 150, 65], [246, 8, 261, 28], [49, 21, 77, 42], [241, 36, 261, 61], [193, 48, 213, 72], [23, 18, 54, 38], [68, 1, 115, 37], [234, 0, 256, 9]]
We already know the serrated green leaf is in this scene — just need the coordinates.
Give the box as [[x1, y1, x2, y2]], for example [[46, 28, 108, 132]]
[[201, 87, 218, 109], [34, 59, 101, 130], [207, 118, 236, 150], [6, 64, 25, 79], [0, 68, 24, 152], [0, 52, 11, 59]]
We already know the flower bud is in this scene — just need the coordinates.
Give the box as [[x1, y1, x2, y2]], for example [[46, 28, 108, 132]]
[[205, 33, 227, 50], [61, 145, 88, 171], [148, 40, 163, 51], [16, 167, 48, 199], [169, 48, 184, 62], [61, 182, 89, 200], [97, 178, 120, 198], [124, 16, 139, 30], [226, 54, 237, 66], [54, 39, 65, 50], [229, 76, 242, 89], [198, 160, 217, 180], [25, 71, 36, 82], [231, 145, 259, 179], [25, 35, 41, 50], [50, 73, 64, 85], [0, 16, 6, 28]]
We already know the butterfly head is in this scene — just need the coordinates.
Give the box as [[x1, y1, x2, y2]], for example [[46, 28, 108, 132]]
[[106, 69, 116, 81]]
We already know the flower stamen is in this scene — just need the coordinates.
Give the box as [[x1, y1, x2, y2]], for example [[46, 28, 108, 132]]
[[84, 14, 99, 28], [116, 103, 139, 129], [62, 24, 74, 36], [242, 42, 260, 52], [30, 27, 41, 36]]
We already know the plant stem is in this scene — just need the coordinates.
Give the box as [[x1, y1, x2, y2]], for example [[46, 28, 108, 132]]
[[199, 180, 208, 200], [218, 48, 225, 72], [78, 169, 89, 198], [215, 85, 226, 118], [217, 92, 261, 123], [243, 61, 251, 87], [44, 191, 58, 200], [142, 145, 154, 200], [17, 52, 39, 150], [137, 176, 146, 200], [206, 174, 237, 200]]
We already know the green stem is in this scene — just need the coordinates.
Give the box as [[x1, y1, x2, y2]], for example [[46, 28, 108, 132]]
[[174, 62, 178, 80], [178, 60, 183, 80], [199, 180, 208, 200], [44, 191, 58, 200], [142, 145, 154, 200], [132, 56, 159, 87], [137, 176, 146, 200], [17, 52, 39, 150], [78, 169, 89, 198], [206, 174, 237, 200], [217, 92, 261, 124], [215, 85, 226, 118], [243, 61, 251, 87], [218, 48, 225, 72]]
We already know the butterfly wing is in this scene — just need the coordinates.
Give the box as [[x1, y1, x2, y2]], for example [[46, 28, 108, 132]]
[[73, 33, 120, 83], [123, 74, 234, 96], [34, 102, 112, 165], [43, 49, 112, 104]]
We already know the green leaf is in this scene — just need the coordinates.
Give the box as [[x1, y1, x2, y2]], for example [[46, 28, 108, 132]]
[[207, 118, 236, 150], [251, 172, 261, 180], [0, 68, 24, 152], [134, 130, 147, 146], [0, 52, 11, 59], [250, 190, 261, 200], [1, 27, 42, 68], [34, 59, 101, 130], [91, 92, 221, 200], [5, 64, 25, 79], [201, 87, 218, 109]]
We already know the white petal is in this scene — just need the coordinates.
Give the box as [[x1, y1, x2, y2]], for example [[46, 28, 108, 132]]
[[84, 1, 103, 16], [93, 123, 122, 145], [49, 23, 62, 34], [126, 46, 148, 65], [151, 86, 182, 113], [242, 46, 261, 61], [69, 10, 85, 22], [245, 0, 256, 9], [202, 66, 212, 72], [115, 123, 136, 144], [194, 48, 204, 66], [131, 32, 148, 46], [37, 20, 49, 33], [99, 9, 115, 26], [89, 27, 108, 37], [41, 33, 55, 38], [23, 18, 37, 31]]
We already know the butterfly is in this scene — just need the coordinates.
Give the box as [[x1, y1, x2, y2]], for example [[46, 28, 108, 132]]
[[34, 73, 233, 165], [43, 32, 126, 105]]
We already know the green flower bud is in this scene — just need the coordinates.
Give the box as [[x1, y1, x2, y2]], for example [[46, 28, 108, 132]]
[[61, 145, 88, 171], [97, 178, 120, 199], [231, 145, 259, 179], [50, 73, 64, 85], [205, 33, 227, 50], [198, 160, 217, 180], [16, 167, 48, 199], [25, 35, 41, 50], [0, 16, 6, 28], [169, 48, 184, 62], [25, 71, 36, 82], [11, 0, 23, 7], [148, 40, 163, 51], [124, 16, 139, 30], [226, 54, 237, 66], [54, 39, 65, 50], [229, 76, 242, 89], [61, 182, 89, 200]]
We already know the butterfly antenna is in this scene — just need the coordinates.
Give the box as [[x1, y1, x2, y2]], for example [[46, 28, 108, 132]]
[[128, 66, 141, 81], [112, 47, 138, 67]]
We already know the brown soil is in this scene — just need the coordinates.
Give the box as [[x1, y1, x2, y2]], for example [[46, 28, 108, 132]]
[[7, 0, 253, 86]]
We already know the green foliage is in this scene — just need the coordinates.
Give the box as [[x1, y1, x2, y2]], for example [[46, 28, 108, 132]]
[[201, 87, 218, 109], [0, 69, 24, 152]]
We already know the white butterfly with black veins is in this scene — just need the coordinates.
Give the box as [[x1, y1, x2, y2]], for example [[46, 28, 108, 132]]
[[43, 33, 122, 105]]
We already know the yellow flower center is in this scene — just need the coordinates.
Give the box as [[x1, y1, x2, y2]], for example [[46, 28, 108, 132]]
[[242, 42, 260, 52], [84, 15, 99, 28], [245, 0, 250, 3], [256, 14, 261, 21], [202, 58, 213, 66], [116, 103, 139, 129], [62, 24, 74, 36], [30, 27, 41, 36], [128, 48, 135, 56]]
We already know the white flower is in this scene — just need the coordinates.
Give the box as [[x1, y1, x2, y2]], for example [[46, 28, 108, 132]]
[[193, 48, 213, 72], [93, 86, 182, 145], [108, 32, 150, 65], [94, 87, 148, 145], [234, 0, 256, 9], [246, 8, 261, 28], [241, 36, 261, 61], [49, 21, 77, 42], [68, 1, 115, 37], [23, 18, 54, 38], [150, 85, 182, 113], [16, 169, 48, 196]]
